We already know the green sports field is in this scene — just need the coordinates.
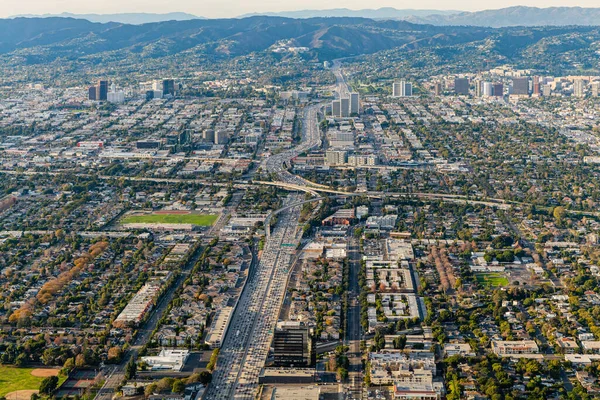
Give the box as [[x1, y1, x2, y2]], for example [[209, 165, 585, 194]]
[[0, 366, 47, 397], [475, 273, 509, 288], [121, 213, 218, 226]]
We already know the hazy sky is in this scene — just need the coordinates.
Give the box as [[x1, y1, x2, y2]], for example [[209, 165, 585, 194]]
[[3, 0, 600, 18]]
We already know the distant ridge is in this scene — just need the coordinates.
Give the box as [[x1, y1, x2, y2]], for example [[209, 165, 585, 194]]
[[239, 6, 600, 27], [239, 8, 460, 20], [399, 6, 600, 27], [9, 12, 202, 24]]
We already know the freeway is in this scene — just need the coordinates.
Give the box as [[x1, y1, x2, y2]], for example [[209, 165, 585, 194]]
[[204, 79, 326, 399], [203, 194, 304, 400]]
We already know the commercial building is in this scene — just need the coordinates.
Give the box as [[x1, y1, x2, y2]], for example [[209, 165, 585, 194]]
[[88, 86, 97, 101], [454, 78, 469, 95], [573, 79, 586, 97], [592, 82, 600, 97], [350, 92, 360, 114], [141, 349, 189, 371], [322, 208, 356, 226], [493, 83, 504, 97], [512, 77, 530, 96], [393, 81, 412, 97], [474, 79, 482, 97], [491, 340, 539, 355], [107, 84, 125, 103], [482, 82, 494, 97], [215, 130, 229, 145], [97, 80, 108, 101], [340, 98, 350, 118], [332, 100, 341, 117], [433, 82, 443, 96], [273, 322, 314, 367], [162, 79, 176, 96]]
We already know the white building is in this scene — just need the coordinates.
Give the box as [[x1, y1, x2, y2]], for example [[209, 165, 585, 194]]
[[141, 349, 189, 371]]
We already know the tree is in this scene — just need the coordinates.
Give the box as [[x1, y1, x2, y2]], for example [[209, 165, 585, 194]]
[[172, 379, 185, 394], [107, 346, 122, 363], [393, 335, 407, 350], [337, 367, 348, 381], [145, 383, 158, 397], [199, 371, 213, 385], [39, 376, 59, 395], [124, 358, 137, 379], [553, 206, 566, 222]]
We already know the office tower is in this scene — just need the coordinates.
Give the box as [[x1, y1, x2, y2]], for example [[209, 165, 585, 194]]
[[107, 83, 125, 104], [162, 79, 175, 96], [145, 90, 155, 101], [434, 82, 443, 96], [340, 98, 350, 118], [482, 82, 493, 97], [350, 92, 360, 114], [592, 82, 600, 97], [273, 324, 314, 367], [203, 129, 215, 143], [332, 100, 341, 117], [512, 77, 529, 96], [475, 79, 482, 97], [573, 79, 586, 97], [214, 130, 229, 145], [325, 150, 348, 166], [493, 83, 504, 97], [393, 82, 401, 97], [532, 76, 541, 95], [393, 81, 412, 97], [88, 86, 97, 101], [96, 80, 108, 101], [454, 78, 469, 95], [542, 85, 552, 97]]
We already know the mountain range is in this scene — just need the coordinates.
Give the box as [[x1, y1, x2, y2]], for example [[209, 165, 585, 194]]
[[239, 8, 459, 20], [0, 14, 599, 70], [9, 12, 201, 25], [403, 6, 600, 27], [10, 6, 600, 27]]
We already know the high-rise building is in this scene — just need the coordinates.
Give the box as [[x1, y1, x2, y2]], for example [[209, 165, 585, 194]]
[[162, 79, 175, 96], [493, 83, 504, 97], [542, 85, 552, 97], [215, 130, 229, 145], [393, 81, 412, 97], [482, 82, 494, 97], [512, 78, 530, 96], [107, 83, 125, 103], [573, 79, 586, 97], [532, 76, 541, 95], [88, 86, 97, 101], [203, 129, 215, 143], [350, 92, 360, 115], [272, 323, 314, 367], [592, 82, 600, 97], [340, 98, 350, 118], [433, 82, 443, 96], [332, 100, 341, 117], [454, 78, 469, 95], [97, 80, 108, 101], [474, 79, 483, 97]]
